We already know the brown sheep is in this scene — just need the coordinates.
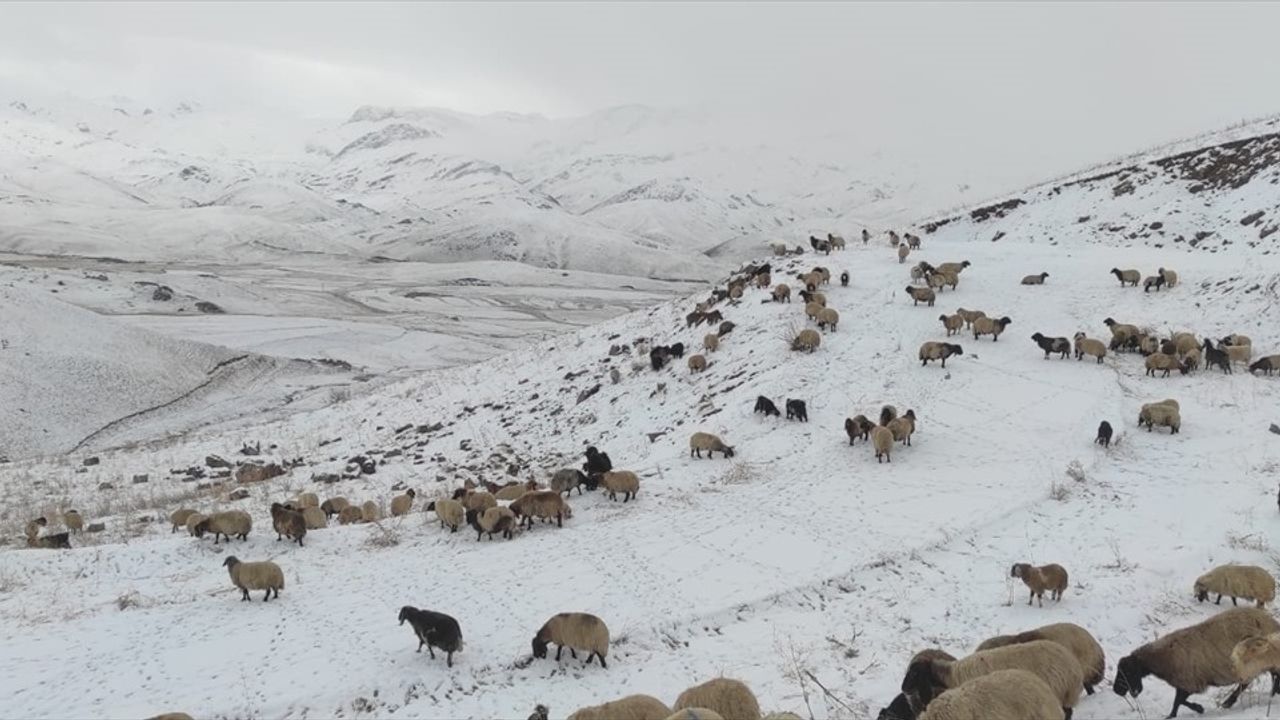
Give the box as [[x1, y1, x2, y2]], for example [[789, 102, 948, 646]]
[[690, 431, 735, 459], [703, 334, 720, 353], [509, 490, 570, 528], [955, 307, 986, 328], [919, 341, 964, 368], [772, 284, 791, 303], [871, 425, 894, 463], [688, 354, 708, 373], [390, 488, 416, 516], [673, 678, 761, 720], [976, 622, 1106, 695], [887, 409, 917, 446], [817, 307, 839, 332], [791, 328, 821, 352], [532, 612, 609, 667], [905, 286, 936, 307], [844, 415, 874, 444], [338, 505, 363, 525], [1073, 332, 1107, 363], [973, 315, 1012, 342], [1011, 563, 1069, 606], [939, 314, 963, 336]]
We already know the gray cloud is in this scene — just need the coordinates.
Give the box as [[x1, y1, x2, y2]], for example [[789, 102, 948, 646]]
[[2, 2, 1278, 192]]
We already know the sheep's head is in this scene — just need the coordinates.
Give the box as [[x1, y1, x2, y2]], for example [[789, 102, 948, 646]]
[[398, 606, 412, 625], [900, 659, 944, 709], [1194, 581, 1209, 602], [1010, 563, 1027, 579], [1104, 317, 1116, 326], [1113, 655, 1148, 697], [876, 693, 916, 720], [221, 556, 239, 569], [723, 446, 736, 458], [531, 635, 550, 659]]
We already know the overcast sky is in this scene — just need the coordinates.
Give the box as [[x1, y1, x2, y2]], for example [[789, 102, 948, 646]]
[[3, 2, 1279, 190]]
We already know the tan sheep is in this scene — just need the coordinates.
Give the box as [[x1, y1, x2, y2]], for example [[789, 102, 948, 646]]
[[458, 490, 497, 513], [1010, 562, 1068, 606], [338, 505, 363, 525], [1222, 333, 1252, 347], [975, 622, 1105, 695], [509, 490, 570, 527], [1110, 268, 1140, 286], [1103, 318, 1140, 343], [320, 496, 349, 519], [427, 498, 466, 532], [927, 272, 948, 292], [772, 284, 791, 303], [390, 488, 416, 517], [599, 470, 640, 502], [1195, 564, 1276, 608], [905, 286, 936, 307], [1172, 332, 1199, 357], [887, 409, 917, 446], [673, 678, 761, 720], [1159, 267, 1179, 287], [919, 341, 964, 368], [972, 315, 1012, 342], [532, 612, 609, 667], [935, 269, 960, 291], [804, 301, 824, 321], [756, 272, 771, 288], [361, 500, 382, 522], [1224, 342, 1252, 366], [301, 506, 327, 530], [791, 328, 821, 352], [185, 512, 206, 536], [917, 669, 1065, 720], [467, 506, 516, 540], [898, 244, 910, 264], [902, 640, 1082, 717], [194, 510, 252, 544], [955, 307, 986, 328], [688, 354, 708, 373], [1145, 352, 1188, 377], [871, 425, 894, 463], [690, 431, 735, 459], [1230, 632, 1280, 686], [1073, 332, 1106, 363], [1182, 345, 1202, 371], [222, 556, 284, 602], [495, 483, 531, 501], [816, 267, 831, 284], [817, 307, 839, 332], [171, 508, 197, 533], [1021, 272, 1049, 285], [1138, 401, 1181, 434], [936, 261, 971, 275], [567, 695, 671, 720], [939, 314, 964, 336], [1115, 607, 1280, 717], [63, 510, 83, 533], [703, 334, 720, 353], [297, 492, 319, 508]]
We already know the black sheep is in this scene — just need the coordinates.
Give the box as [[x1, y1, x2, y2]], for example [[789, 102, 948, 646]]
[[1203, 339, 1232, 374], [840, 271, 849, 287], [754, 263, 772, 276], [753, 395, 781, 418], [398, 606, 463, 667], [583, 446, 612, 475], [876, 693, 914, 720], [649, 346, 670, 371], [786, 399, 808, 422], [1096, 421, 1113, 448], [1250, 357, 1276, 375], [1031, 332, 1071, 359], [717, 321, 735, 337], [668, 342, 685, 358]]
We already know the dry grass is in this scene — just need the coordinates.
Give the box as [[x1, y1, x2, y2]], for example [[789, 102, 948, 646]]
[[364, 519, 401, 549]]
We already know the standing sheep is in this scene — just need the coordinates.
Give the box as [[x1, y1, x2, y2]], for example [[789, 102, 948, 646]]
[[390, 488, 416, 516], [1138, 400, 1181, 434], [673, 678, 761, 720], [532, 612, 610, 668], [361, 500, 382, 522], [690, 432, 735, 459], [703, 334, 720, 353], [955, 307, 986, 328], [270, 502, 307, 547], [1143, 275, 1165, 292], [916, 669, 1065, 720], [772, 284, 791, 303], [1195, 565, 1276, 608], [222, 556, 284, 602], [466, 507, 516, 540], [898, 244, 910, 264], [887, 410, 917, 446], [919, 342, 964, 368], [194, 510, 252, 544], [1230, 632, 1280, 694], [754, 396, 781, 418], [871, 425, 894, 463], [975, 622, 1106, 695], [63, 510, 83, 533], [688, 354, 708, 373], [426, 499, 465, 532], [1073, 333, 1107, 363], [509, 490, 571, 528], [817, 307, 839, 332], [939, 314, 964, 336], [791, 328, 821, 352], [973, 316, 1012, 342], [338, 505, 363, 525], [598, 471, 640, 502], [301, 506, 327, 529], [1114, 607, 1280, 718], [1159, 267, 1179, 287], [1110, 268, 1140, 287], [320, 497, 349, 519], [905, 286, 936, 307], [1010, 562, 1068, 607], [170, 508, 197, 533], [785, 399, 808, 422], [1031, 333, 1071, 359], [902, 640, 1083, 718], [1095, 421, 1113, 448], [398, 606, 463, 667], [840, 271, 849, 287], [845, 415, 874, 444], [550, 468, 588, 496]]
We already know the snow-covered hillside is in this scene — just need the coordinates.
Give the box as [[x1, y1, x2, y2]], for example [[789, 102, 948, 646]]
[[4, 220, 1280, 719]]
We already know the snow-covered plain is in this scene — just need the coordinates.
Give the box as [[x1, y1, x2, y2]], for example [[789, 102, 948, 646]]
[[4, 225, 1280, 719]]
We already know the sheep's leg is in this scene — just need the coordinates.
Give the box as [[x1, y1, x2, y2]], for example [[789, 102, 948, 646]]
[[1231, 596, 1238, 606], [446, 651, 453, 668], [555, 645, 564, 661], [1215, 594, 1222, 604], [417, 638, 424, 652], [262, 590, 270, 602], [1062, 709, 1072, 720], [1223, 682, 1246, 707], [426, 645, 436, 659], [1028, 591, 1034, 606]]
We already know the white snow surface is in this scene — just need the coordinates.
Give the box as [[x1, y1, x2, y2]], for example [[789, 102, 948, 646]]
[[3, 227, 1280, 719]]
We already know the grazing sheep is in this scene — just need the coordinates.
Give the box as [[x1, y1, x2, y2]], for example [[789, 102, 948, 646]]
[[871, 425, 894, 463], [170, 508, 196, 533], [845, 415, 874, 444], [62, 510, 83, 533], [1223, 342, 1252, 366], [1031, 333, 1070, 359], [690, 432, 735, 459], [1072, 333, 1106, 363], [688, 354, 708, 373], [877, 692, 916, 720], [1110, 268, 1140, 287], [551, 469, 588, 497], [916, 669, 1065, 720], [24, 518, 71, 549], [890, 230, 901, 246], [1143, 275, 1165, 292], [270, 502, 307, 547], [799, 290, 827, 307], [804, 301, 824, 322], [1195, 565, 1276, 608], [898, 244, 910, 263], [301, 506, 326, 529], [297, 492, 319, 508], [360, 500, 382, 523], [466, 506, 516, 540], [599, 470, 640, 502], [1145, 352, 1190, 377], [185, 512, 206, 536], [905, 286, 936, 307], [686, 311, 706, 327], [880, 405, 898, 427], [454, 489, 498, 513], [194, 510, 252, 544], [785, 399, 808, 422], [1095, 421, 1112, 448], [973, 316, 1012, 342], [1249, 355, 1280, 375], [1138, 400, 1181, 433], [976, 623, 1106, 695], [398, 606, 463, 667], [817, 307, 839, 331], [222, 556, 283, 602], [791, 328, 821, 352], [390, 489, 416, 517], [1171, 332, 1199, 356], [1021, 272, 1050, 285], [1010, 563, 1069, 607], [754, 395, 781, 418], [902, 640, 1082, 718], [338, 505, 363, 525], [756, 272, 772, 288], [703, 334, 719, 353], [955, 307, 986, 328], [427, 498, 465, 532], [495, 482, 531, 501], [1202, 338, 1232, 374], [728, 285, 743, 300], [1230, 632, 1280, 692], [1137, 334, 1160, 356], [887, 410, 917, 446], [567, 695, 671, 720], [650, 347, 671, 371], [1114, 607, 1280, 718], [529, 705, 550, 720], [936, 261, 971, 275], [1159, 267, 1179, 287], [840, 271, 849, 287], [320, 497, 349, 519], [673, 678, 761, 720], [939, 314, 964, 336], [509, 490, 570, 528], [532, 612, 609, 668]]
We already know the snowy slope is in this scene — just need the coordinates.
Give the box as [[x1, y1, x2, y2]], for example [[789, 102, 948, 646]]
[[3, 227, 1280, 719]]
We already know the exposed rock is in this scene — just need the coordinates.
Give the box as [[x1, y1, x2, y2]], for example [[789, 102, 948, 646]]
[[236, 463, 285, 484], [205, 454, 231, 468], [228, 488, 251, 501], [1270, 423, 1280, 435], [312, 472, 341, 484], [575, 383, 601, 405], [239, 442, 261, 456], [152, 285, 174, 301], [97, 482, 114, 491], [83, 456, 100, 467], [86, 522, 106, 533], [196, 301, 225, 314], [131, 474, 148, 484]]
